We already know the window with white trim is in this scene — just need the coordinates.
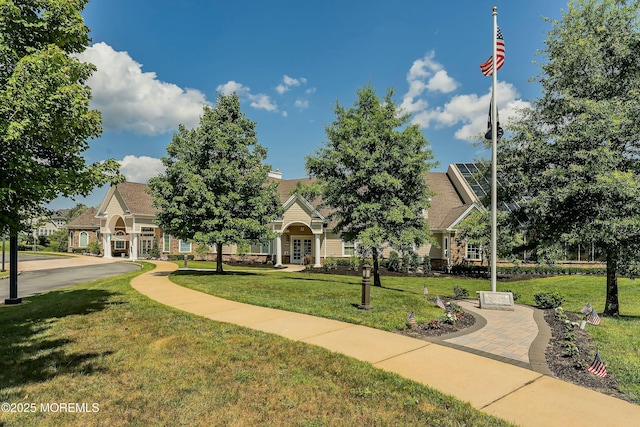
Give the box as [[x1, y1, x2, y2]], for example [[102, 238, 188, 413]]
[[343, 241, 355, 257], [114, 231, 126, 250], [179, 239, 192, 253], [466, 244, 482, 260], [163, 234, 171, 252], [79, 231, 89, 248], [69, 231, 74, 248]]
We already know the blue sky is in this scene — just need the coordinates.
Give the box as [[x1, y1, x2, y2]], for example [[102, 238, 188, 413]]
[[51, 0, 565, 209]]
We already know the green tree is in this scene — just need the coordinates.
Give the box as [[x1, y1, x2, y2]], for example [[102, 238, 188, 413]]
[[306, 84, 436, 287], [66, 203, 89, 222], [455, 208, 525, 265], [498, 0, 640, 316], [0, 1, 121, 302], [148, 93, 282, 273]]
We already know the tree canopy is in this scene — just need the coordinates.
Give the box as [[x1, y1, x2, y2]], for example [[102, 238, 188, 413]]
[[306, 84, 436, 286], [498, 0, 640, 316], [148, 93, 282, 273], [0, 0, 121, 233], [1, 0, 121, 302]]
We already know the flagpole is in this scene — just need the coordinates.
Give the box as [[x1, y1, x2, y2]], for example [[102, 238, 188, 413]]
[[491, 6, 498, 293]]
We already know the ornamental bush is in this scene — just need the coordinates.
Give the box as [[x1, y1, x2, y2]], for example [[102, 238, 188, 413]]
[[534, 292, 565, 309]]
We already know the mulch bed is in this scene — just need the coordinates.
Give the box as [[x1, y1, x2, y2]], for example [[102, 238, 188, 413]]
[[396, 300, 628, 402]]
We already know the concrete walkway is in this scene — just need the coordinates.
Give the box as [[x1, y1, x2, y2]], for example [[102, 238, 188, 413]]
[[132, 261, 640, 427]]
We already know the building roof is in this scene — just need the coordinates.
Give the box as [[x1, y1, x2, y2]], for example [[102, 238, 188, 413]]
[[274, 172, 472, 230], [115, 182, 158, 215], [426, 172, 474, 229], [66, 207, 100, 229], [101, 168, 472, 232]]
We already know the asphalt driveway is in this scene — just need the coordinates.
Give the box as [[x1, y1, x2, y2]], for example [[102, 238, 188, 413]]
[[1, 259, 140, 301]]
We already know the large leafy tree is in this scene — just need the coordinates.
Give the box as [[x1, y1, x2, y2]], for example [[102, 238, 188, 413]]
[[0, 0, 121, 302], [306, 84, 436, 287], [498, 0, 640, 316], [148, 93, 282, 273]]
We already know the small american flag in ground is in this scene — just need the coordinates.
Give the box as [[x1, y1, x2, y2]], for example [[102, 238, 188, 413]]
[[587, 308, 601, 325], [580, 303, 593, 315], [480, 26, 505, 76], [436, 296, 446, 310], [408, 312, 416, 325], [586, 351, 608, 377], [423, 285, 428, 295]]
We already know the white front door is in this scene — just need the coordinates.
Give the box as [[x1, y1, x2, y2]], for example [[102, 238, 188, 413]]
[[140, 238, 153, 258], [292, 237, 312, 264]]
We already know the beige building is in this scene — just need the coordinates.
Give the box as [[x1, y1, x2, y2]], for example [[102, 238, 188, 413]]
[[66, 165, 483, 268]]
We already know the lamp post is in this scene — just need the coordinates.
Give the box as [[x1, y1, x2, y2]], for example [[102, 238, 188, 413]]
[[1, 232, 6, 272], [358, 264, 372, 310]]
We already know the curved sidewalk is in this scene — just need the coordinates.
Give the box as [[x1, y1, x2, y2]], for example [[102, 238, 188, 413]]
[[132, 261, 640, 427]]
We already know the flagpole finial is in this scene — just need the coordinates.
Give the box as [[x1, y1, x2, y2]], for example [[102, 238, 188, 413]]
[[493, 6, 497, 13]]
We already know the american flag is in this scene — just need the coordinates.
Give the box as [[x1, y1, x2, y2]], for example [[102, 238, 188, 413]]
[[586, 351, 608, 377], [436, 296, 446, 310], [408, 311, 416, 325], [423, 285, 429, 295], [587, 308, 601, 325], [580, 303, 593, 315], [480, 27, 505, 76]]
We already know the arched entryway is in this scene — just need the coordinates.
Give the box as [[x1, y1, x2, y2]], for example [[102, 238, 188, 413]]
[[283, 223, 314, 264], [275, 222, 322, 267], [103, 215, 129, 258]]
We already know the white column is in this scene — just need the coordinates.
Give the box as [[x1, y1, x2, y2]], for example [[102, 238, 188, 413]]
[[103, 233, 112, 258], [314, 233, 321, 268], [275, 234, 283, 267], [130, 233, 138, 261]]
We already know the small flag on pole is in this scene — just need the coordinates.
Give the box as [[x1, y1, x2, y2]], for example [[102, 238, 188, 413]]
[[480, 26, 505, 76], [587, 308, 601, 325], [423, 285, 429, 295], [586, 351, 608, 377], [484, 100, 504, 140], [436, 296, 446, 310], [580, 303, 593, 315], [408, 311, 416, 325]]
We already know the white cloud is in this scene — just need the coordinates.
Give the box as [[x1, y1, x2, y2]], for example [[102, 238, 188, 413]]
[[217, 80, 278, 112], [294, 99, 309, 109], [276, 74, 308, 94], [400, 52, 459, 114], [249, 93, 278, 111], [76, 42, 208, 135], [118, 155, 165, 183], [216, 80, 249, 96], [412, 81, 531, 140]]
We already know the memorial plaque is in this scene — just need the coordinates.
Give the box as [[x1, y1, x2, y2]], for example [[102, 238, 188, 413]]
[[477, 291, 515, 311]]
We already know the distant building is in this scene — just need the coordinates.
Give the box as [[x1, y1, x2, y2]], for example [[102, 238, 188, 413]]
[[31, 209, 70, 237], [66, 165, 484, 267]]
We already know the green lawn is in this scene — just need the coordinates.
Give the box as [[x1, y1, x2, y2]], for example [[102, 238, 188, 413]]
[[170, 259, 274, 271], [170, 270, 640, 404], [0, 263, 510, 426]]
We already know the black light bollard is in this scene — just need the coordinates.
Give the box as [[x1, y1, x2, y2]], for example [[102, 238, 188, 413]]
[[358, 264, 372, 310]]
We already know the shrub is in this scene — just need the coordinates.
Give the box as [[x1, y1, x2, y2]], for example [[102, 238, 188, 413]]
[[453, 285, 469, 299], [86, 241, 101, 255], [167, 254, 194, 261], [387, 251, 400, 272], [323, 256, 337, 271], [534, 292, 565, 309], [348, 255, 361, 270], [421, 256, 431, 273], [149, 240, 161, 259]]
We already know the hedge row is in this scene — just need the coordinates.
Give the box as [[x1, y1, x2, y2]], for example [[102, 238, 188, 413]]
[[450, 264, 606, 276]]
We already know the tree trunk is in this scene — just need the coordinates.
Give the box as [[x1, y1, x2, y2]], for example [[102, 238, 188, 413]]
[[604, 249, 620, 317], [372, 247, 381, 287], [216, 243, 224, 273]]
